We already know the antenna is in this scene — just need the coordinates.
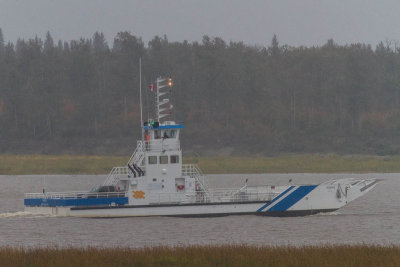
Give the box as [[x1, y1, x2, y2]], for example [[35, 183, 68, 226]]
[[139, 58, 144, 142], [145, 76, 150, 123]]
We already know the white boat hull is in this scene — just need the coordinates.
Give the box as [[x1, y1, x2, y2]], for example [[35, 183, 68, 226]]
[[25, 202, 338, 218]]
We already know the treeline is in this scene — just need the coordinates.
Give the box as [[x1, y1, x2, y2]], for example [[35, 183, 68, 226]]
[[1, 29, 400, 155]]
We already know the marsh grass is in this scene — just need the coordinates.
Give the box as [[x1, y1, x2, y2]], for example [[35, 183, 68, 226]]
[[1, 154, 400, 175], [0, 245, 399, 267]]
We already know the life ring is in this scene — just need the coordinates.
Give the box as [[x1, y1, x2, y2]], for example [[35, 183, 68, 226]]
[[177, 185, 185, 190]]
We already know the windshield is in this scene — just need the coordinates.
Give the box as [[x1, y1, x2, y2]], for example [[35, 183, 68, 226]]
[[89, 186, 100, 193]]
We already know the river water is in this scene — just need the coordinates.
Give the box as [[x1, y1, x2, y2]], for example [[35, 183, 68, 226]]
[[0, 173, 398, 248]]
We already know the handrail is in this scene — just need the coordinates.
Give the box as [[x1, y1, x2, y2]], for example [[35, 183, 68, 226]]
[[182, 164, 211, 200], [25, 191, 126, 199], [104, 140, 146, 186], [147, 189, 278, 205], [25, 187, 279, 205], [128, 140, 144, 166], [103, 166, 130, 186], [142, 139, 180, 152]]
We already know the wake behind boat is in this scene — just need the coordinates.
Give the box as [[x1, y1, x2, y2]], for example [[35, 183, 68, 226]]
[[24, 76, 379, 217]]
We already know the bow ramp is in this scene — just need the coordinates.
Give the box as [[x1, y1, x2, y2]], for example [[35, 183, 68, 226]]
[[256, 178, 379, 216]]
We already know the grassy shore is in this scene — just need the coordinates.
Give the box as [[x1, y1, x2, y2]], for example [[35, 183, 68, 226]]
[[0, 245, 399, 267], [0, 155, 126, 175], [1, 154, 400, 175], [185, 154, 400, 174]]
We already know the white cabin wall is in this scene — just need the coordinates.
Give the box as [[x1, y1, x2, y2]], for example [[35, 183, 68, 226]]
[[128, 123, 184, 205], [128, 176, 149, 205], [145, 150, 182, 192]]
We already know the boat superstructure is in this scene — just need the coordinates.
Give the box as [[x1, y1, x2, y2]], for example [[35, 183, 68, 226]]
[[24, 76, 379, 217]]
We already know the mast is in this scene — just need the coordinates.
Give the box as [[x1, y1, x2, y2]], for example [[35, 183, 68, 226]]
[[139, 58, 144, 141], [155, 76, 173, 122]]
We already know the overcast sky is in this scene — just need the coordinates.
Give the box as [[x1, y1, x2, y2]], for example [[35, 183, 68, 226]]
[[1, 0, 400, 48]]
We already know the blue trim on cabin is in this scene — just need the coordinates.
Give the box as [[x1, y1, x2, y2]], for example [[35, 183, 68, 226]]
[[143, 124, 184, 130], [24, 197, 128, 207], [267, 185, 317, 212]]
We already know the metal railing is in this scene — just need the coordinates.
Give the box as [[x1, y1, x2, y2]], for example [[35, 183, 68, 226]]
[[104, 137, 181, 186], [182, 164, 211, 200], [206, 188, 276, 202], [147, 189, 278, 205], [128, 141, 145, 166], [104, 141, 146, 186], [25, 191, 126, 199], [26, 188, 278, 205], [103, 166, 130, 186], [142, 139, 180, 152]]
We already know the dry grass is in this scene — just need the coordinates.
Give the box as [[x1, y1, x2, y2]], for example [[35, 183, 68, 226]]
[[0, 245, 398, 267], [1, 154, 400, 175]]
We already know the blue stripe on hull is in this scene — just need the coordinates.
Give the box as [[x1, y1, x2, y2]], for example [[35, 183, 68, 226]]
[[256, 186, 295, 212], [24, 197, 128, 207], [268, 185, 317, 212]]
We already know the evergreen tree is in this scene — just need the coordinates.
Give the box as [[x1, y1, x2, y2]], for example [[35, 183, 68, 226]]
[[0, 28, 4, 56], [92, 32, 108, 52], [1, 31, 400, 154], [44, 31, 54, 54], [269, 34, 280, 56]]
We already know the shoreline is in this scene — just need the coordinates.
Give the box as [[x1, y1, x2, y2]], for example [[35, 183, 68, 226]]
[[1, 154, 400, 175]]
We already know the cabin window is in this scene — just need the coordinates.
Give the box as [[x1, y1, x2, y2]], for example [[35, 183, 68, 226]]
[[148, 156, 157, 164], [154, 130, 161, 139], [159, 155, 168, 164], [152, 178, 157, 182], [163, 131, 169, 139], [170, 155, 179, 164], [162, 129, 176, 139]]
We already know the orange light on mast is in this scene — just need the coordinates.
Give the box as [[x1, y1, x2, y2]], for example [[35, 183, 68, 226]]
[[168, 77, 173, 87]]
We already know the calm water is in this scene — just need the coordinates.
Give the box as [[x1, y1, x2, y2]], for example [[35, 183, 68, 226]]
[[0, 173, 397, 248]]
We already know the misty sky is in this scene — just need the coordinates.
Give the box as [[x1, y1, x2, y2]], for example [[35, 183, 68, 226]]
[[1, 0, 400, 48]]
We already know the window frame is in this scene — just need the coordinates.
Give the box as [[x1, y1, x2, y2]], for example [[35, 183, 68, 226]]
[[170, 155, 179, 164], [159, 155, 168, 164], [148, 155, 157, 164]]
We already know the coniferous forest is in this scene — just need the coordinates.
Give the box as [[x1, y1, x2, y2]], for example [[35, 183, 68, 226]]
[[1, 29, 400, 155]]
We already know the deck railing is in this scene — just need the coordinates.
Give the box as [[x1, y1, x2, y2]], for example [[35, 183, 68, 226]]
[[25, 191, 126, 199], [103, 166, 130, 186], [127, 140, 145, 166], [147, 188, 278, 205], [182, 164, 211, 199], [142, 139, 180, 152], [26, 187, 278, 205]]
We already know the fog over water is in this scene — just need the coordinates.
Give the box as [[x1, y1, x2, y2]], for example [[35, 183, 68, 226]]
[[0, 173, 398, 248], [1, 0, 400, 46]]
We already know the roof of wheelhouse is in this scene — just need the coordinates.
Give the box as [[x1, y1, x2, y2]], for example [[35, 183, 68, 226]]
[[143, 124, 184, 130]]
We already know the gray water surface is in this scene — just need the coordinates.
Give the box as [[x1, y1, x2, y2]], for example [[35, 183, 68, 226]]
[[0, 173, 397, 247]]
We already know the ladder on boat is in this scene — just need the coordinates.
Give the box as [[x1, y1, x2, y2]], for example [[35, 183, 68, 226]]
[[182, 164, 211, 201], [103, 141, 145, 186]]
